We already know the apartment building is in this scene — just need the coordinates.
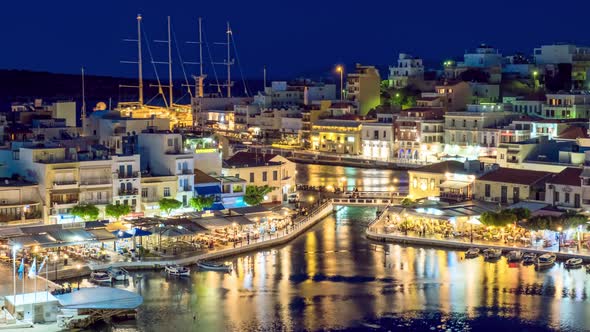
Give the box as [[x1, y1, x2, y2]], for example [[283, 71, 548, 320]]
[[346, 64, 381, 116], [395, 107, 444, 162], [435, 81, 471, 112], [311, 120, 363, 155], [221, 152, 296, 203], [545, 167, 582, 209], [112, 154, 142, 213], [474, 168, 552, 204], [388, 53, 424, 88], [0, 178, 43, 225], [541, 92, 590, 119], [361, 119, 395, 161]]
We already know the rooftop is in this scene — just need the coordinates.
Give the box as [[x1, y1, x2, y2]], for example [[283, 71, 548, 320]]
[[477, 168, 551, 185], [223, 151, 282, 168], [194, 169, 220, 185], [313, 120, 362, 128], [546, 167, 582, 187], [412, 160, 467, 175]]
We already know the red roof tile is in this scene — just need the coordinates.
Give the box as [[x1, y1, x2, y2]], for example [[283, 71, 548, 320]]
[[477, 168, 552, 185], [546, 167, 582, 187], [558, 126, 589, 140]]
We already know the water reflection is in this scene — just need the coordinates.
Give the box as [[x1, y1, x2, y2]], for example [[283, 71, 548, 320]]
[[295, 164, 407, 191], [104, 207, 590, 331]]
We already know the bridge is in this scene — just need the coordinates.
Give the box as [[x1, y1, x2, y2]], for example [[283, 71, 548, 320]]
[[329, 191, 406, 206]]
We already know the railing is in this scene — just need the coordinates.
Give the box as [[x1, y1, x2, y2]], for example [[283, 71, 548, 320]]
[[440, 192, 468, 201], [118, 188, 139, 196], [80, 179, 111, 186], [53, 181, 78, 188], [116, 171, 140, 179], [181, 169, 194, 175]]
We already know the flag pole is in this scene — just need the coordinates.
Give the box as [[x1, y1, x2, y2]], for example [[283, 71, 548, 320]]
[[12, 247, 16, 312], [46, 256, 49, 302]]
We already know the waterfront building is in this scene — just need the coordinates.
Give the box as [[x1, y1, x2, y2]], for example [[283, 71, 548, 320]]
[[221, 152, 295, 203], [394, 107, 444, 162], [138, 130, 195, 207], [407, 160, 482, 201], [545, 167, 582, 209], [194, 169, 246, 209], [199, 109, 235, 131], [435, 81, 471, 112], [254, 80, 336, 108], [254, 107, 301, 141], [361, 117, 395, 161], [388, 53, 424, 88], [346, 64, 381, 116], [474, 167, 552, 204], [111, 154, 142, 213], [443, 109, 519, 158], [0, 178, 42, 226], [311, 120, 363, 155], [234, 103, 260, 132], [140, 174, 178, 216]]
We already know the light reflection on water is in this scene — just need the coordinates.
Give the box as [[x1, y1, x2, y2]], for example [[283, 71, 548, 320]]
[[94, 207, 590, 331], [295, 163, 407, 191]]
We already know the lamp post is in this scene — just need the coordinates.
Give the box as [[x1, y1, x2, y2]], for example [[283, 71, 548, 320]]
[[53, 254, 58, 281], [336, 65, 344, 101], [12, 245, 20, 309], [76, 264, 81, 290]]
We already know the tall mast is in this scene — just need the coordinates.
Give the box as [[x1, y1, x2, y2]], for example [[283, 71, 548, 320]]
[[226, 22, 231, 98], [199, 17, 204, 79], [167, 16, 173, 108], [81, 67, 87, 132], [137, 14, 144, 106], [263, 65, 267, 89]]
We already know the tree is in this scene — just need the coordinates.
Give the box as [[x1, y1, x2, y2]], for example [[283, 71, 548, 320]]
[[71, 204, 99, 221], [400, 198, 416, 207], [158, 198, 182, 216], [480, 210, 517, 227], [190, 195, 215, 212], [523, 211, 587, 231], [105, 204, 131, 221], [244, 185, 274, 206]]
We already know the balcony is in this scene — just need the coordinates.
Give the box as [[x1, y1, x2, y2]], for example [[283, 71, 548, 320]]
[[53, 181, 78, 189], [79, 178, 112, 188], [440, 192, 470, 202], [179, 185, 193, 192], [118, 188, 139, 196], [51, 199, 78, 206], [116, 171, 140, 179], [181, 169, 194, 175]]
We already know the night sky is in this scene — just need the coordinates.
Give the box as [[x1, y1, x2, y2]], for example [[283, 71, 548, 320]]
[[2, 0, 589, 80]]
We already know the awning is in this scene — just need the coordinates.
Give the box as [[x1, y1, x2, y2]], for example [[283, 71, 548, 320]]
[[195, 185, 222, 195], [48, 229, 94, 243], [88, 229, 117, 241], [204, 202, 225, 211], [440, 180, 470, 190], [112, 230, 133, 239], [127, 228, 152, 237], [55, 287, 143, 310]]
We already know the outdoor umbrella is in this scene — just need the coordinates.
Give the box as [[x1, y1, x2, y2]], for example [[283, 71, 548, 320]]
[[112, 230, 133, 239], [127, 228, 152, 237]]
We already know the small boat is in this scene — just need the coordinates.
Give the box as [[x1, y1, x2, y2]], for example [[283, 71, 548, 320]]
[[506, 250, 523, 262], [536, 253, 556, 269], [585, 264, 590, 273], [90, 271, 112, 284], [522, 253, 537, 265], [197, 261, 233, 272], [483, 248, 502, 261], [107, 267, 130, 281], [465, 248, 480, 258], [165, 264, 190, 276], [565, 258, 583, 269]]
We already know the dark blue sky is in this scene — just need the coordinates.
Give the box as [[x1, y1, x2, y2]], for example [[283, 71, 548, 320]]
[[2, 0, 589, 80]]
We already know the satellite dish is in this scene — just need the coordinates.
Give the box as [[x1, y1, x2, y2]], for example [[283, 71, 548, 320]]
[[95, 102, 107, 111]]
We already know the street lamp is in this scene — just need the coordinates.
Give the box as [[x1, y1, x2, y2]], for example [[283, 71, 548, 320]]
[[12, 244, 20, 308], [336, 65, 344, 101], [76, 264, 81, 290]]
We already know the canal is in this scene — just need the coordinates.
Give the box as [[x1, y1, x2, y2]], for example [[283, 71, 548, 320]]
[[104, 206, 590, 331]]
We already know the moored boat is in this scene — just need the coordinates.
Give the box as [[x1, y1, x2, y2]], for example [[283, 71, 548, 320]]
[[483, 248, 502, 261], [565, 258, 583, 269], [585, 264, 590, 273], [165, 264, 190, 276], [90, 271, 113, 284], [506, 250, 523, 262], [536, 253, 556, 269], [465, 248, 480, 258], [107, 267, 130, 281], [522, 252, 537, 265], [197, 261, 233, 272]]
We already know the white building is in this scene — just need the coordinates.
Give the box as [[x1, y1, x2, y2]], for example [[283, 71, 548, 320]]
[[460, 44, 502, 68], [388, 53, 424, 88], [361, 120, 394, 161], [112, 154, 142, 213], [138, 131, 195, 207]]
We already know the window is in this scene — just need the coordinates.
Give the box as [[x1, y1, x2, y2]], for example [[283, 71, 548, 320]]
[[565, 193, 570, 204], [430, 179, 435, 190], [485, 184, 490, 197], [412, 177, 418, 188], [262, 171, 268, 181], [141, 188, 148, 198], [167, 138, 173, 146], [120, 183, 125, 191], [554, 191, 560, 203], [463, 119, 466, 128], [273, 170, 278, 181], [132, 199, 137, 206], [119, 165, 125, 176], [164, 187, 171, 197], [249, 172, 255, 182]]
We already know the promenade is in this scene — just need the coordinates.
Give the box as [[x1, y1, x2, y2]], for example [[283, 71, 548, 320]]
[[32, 201, 335, 281], [367, 208, 590, 261]]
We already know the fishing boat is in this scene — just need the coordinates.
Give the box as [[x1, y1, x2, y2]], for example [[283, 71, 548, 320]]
[[522, 253, 537, 265], [165, 264, 190, 276], [483, 248, 502, 261], [90, 271, 113, 284], [536, 253, 556, 269], [465, 248, 480, 258], [565, 258, 583, 269], [107, 267, 130, 281], [197, 261, 233, 272], [506, 250, 523, 262]]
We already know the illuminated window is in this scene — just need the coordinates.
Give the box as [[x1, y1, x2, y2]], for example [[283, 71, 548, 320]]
[[430, 179, 435, 190], [413, 177, 418, 188]]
